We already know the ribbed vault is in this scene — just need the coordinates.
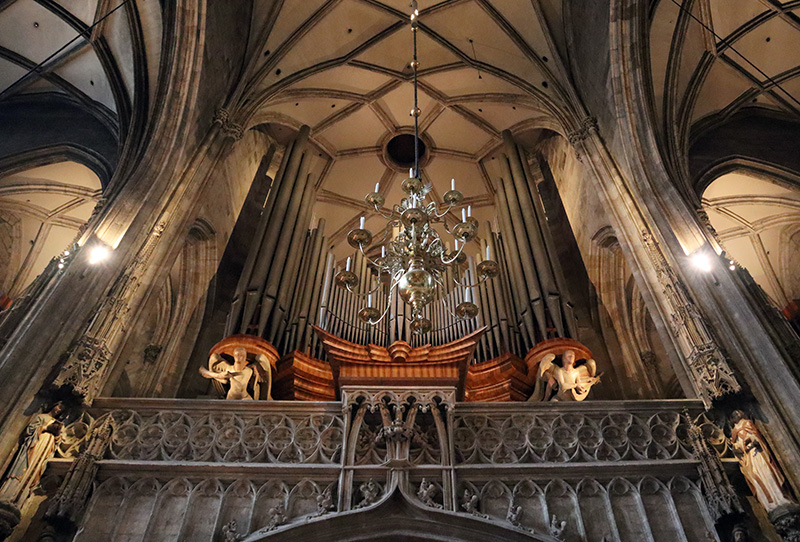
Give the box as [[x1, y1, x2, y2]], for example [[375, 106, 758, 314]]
[[0, 0, 162, 135], [648, 0, 800, 188], [238, 0, 580, 258]]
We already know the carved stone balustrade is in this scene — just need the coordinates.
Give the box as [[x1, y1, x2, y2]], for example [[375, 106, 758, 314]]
[[40, 397, 732, 541]]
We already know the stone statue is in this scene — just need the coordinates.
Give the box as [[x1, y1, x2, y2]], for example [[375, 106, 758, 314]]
[[355, 480, 380, 509], [0, 403, 66, 508], [549, 514, 567, 538], [222, 519, 244, 542], [461, 489, 481, 515], [265, 502, 287, 530], [529, 349, 602, 402], [506, 499, 523, 526], [199, 346, 272, 400], [417, 478, 441, 509], [315, 487, 334, 516], [730, 411, 793, 513]]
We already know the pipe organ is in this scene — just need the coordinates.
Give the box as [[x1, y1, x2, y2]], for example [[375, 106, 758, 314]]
[[222, 126, 580, 364]]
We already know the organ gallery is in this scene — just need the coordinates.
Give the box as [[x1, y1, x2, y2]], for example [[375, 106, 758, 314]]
[[0, 0, 799, 541]]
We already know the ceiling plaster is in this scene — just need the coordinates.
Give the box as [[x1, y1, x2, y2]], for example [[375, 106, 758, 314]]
[[0, 161, 101, 295]]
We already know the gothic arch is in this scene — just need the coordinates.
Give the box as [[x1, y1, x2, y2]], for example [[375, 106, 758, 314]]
[[248, 485, 556, 542], [699, 162, 800, 317]]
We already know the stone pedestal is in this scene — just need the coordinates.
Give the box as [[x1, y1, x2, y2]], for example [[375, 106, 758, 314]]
[[770, 503, 800, 542]]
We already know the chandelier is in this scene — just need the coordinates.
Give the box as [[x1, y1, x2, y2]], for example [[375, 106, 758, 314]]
[[333, 1, 500, 335]]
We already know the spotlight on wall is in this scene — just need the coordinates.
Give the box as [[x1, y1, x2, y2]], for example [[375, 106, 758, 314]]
[[88, 244, 111, 265], [690, 252, 712, 273]]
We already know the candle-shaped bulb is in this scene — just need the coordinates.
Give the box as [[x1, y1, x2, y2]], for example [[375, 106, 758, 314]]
[[360, 216, 365, 229], [451, 178, 455, 191], [467, 205, 472, 217], [374, 182, 380, 193], [409, 167, 413, 178], [368, 293, 373, 306], [454, 239, 459, 250], [486, 244, 491, 261], [381, 246, 386, 258], [346, 256, 351, 271], [464, 287, 471, 303], [461, 208, 466, 222]]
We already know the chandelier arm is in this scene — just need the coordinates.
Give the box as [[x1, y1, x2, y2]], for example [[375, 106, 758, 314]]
[[439, 296, 459, 319], [357, 243, 391, 271], [440, 241, 466, 265], [373, 205, 396, 220], [346, 280, 384, 297], [432, 203, 456, 218], [366, 274, 402, 325], [452, 274, 488, 289]]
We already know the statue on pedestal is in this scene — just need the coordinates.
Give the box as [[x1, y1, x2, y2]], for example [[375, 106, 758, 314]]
[[200, 335, 279, 400], [730, 411, 793, 513], [529, 349, 601, 402], [0, 403, 66, 509]]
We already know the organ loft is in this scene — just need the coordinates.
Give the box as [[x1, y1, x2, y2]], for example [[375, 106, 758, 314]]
[[0, 0, 799, 541]]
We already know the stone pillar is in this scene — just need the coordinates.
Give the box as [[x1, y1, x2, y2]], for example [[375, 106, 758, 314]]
[[50, 221, 167, 403]]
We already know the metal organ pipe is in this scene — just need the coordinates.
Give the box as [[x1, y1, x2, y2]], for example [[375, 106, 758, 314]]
[[503, 131, 563, 337], [258, 150, 313, 337], [226, 139, 295, 336], [521, 154, 577, 338], [267, 170, 317, 342], [239, 125, 310, 334], [495, 166, 540, 346]]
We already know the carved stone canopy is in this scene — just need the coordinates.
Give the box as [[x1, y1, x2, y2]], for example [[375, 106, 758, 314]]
[[245, 484, 555, 542]]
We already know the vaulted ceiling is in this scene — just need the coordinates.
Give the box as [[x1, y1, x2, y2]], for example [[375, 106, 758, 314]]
[[649, 0, 800, 157], [0, 0, 162, 131], [703, 170, 800, 309], [241, 0, 575, 258]]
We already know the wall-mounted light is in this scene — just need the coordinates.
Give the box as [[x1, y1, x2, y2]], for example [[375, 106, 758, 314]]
[[690, 252, 712, 273], [88, 244, 111, 265]]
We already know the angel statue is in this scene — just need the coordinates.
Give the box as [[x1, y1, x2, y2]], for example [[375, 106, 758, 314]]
[[528, 349, 602, 402], [199, 346, 273, 400]]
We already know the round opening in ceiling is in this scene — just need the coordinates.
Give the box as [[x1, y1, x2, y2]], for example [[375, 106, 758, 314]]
[[386, 134, 426, 169]]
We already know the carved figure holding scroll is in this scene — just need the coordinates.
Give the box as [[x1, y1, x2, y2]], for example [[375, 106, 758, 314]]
[[529, 349, 601, 402], [199, 346, 272, 400], [0, 403, 66, 508], [730, 410, 793, 512]]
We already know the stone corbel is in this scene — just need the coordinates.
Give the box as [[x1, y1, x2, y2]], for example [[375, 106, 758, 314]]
[[214, 108, 245, 141], [566, 116, 599, 162]]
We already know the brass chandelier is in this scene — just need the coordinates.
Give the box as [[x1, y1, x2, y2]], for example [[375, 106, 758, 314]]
[[334, 1, 500, 335]]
